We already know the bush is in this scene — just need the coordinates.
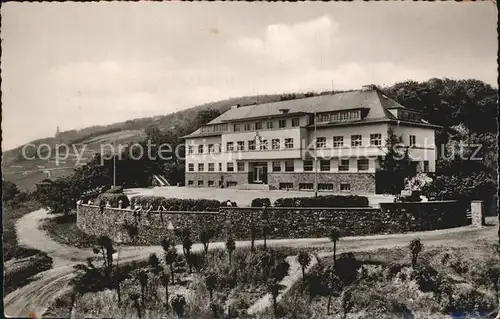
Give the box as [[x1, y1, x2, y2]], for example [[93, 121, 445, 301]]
[[130, 196, 221, 211], [96, 193, 130, 208], [273, 195, 369, 208], [104, 186, 124, 194], [251, 198, 271, 207], [410, 263, 443, 294]]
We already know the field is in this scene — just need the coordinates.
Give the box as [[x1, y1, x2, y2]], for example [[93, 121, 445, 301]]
[[125, 186, 395, 208]]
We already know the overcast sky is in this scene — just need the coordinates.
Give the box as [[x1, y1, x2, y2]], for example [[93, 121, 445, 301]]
[[2, 2, 497, 150]]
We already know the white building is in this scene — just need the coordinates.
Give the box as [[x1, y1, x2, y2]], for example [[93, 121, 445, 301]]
[[182, 85, 439, 193]]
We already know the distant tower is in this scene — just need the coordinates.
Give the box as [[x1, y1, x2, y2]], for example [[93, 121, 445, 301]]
[[55, 126, 60, 138]]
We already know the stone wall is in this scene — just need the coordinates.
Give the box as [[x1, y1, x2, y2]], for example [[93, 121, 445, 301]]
[[77, 200, 470, 245], [185, 172, 247, 187], [267, 172, 376, 193]]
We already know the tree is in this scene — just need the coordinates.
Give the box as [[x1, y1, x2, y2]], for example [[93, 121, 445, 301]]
[[148, 253, 162, 275], [225, 236, 236, 266], [93, 235, 115, 285], [259, 251, 273, 280], [204, 272, 218, 299], [171, 294, 187, 319], [178, 229, 193, 258], [144, 124, 162, 145], [297, 251, 312, 278], [250, 224, 257, 252], [164, 246, 178, 284], [129, 292, 142, 319], [137, 270, 148, 308], [267, 278, 281, 318], [160, 271, 170, 308], [2, 180, 20, 202], [329, 227, 342, 267], [381, 78, 498, 134], [262, 223, 270, 251], [409, 238, 423, 268], [194, 109, 222, 128], [378, 128, 417, 195], [340, 288, 354, 319], [326, 271, 341, 315], [161, 237, 173, 257], [199, 227, 214, 254], [123, 220, 139, 242]]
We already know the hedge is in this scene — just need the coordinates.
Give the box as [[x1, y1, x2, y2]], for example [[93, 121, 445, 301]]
[[251, 198, 271, 208], [273, 195, 369, 208], [105, 186, 124, 194], [130, 195, 221, 211], [220, 200, 238, 207], [97, 193, 130, 208]]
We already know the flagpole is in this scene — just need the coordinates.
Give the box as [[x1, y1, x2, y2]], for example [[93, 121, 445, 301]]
[[113, 140, 116, 187]]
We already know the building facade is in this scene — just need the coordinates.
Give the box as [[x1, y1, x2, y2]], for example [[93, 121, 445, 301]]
[[183, 85, 439, 193]]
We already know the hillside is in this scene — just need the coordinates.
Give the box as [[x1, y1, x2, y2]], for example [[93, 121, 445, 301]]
[[2, 93, 292, 190]]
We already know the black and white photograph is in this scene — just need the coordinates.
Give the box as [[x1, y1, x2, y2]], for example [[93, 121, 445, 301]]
[[1, 2, 498, 318]]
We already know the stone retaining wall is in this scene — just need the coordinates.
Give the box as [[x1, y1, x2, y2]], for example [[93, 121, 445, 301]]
[[77, 200, 471, 245]]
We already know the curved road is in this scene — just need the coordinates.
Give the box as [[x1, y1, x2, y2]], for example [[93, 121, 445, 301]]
[[4, 209, 496, 317]]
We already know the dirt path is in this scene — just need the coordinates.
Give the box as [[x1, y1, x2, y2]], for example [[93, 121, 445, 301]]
[[4, 209, 496, 318]]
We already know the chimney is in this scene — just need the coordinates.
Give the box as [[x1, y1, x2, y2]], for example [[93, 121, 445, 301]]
[[361, 84, 377, 91]]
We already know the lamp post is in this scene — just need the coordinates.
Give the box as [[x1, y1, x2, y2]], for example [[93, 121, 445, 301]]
[[314, 110, 318, 198]]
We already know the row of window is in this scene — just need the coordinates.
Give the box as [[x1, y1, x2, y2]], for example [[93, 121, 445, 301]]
[[316, 110, 361, 123], [279, 182, 351, 191], [234, 118, 301, 132], [188, 162, 246, 172], [272, 159, 369, 172], [188, 159, 370, 173], [188, 138, 296, 154], [316, 134, 381, 148], [201, 123, 228, 133], [187, 180, 237, 187], [187, 133, 413, 154]]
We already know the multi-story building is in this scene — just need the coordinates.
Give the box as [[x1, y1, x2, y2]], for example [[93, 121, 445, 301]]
[[182, 85, 439, 193]]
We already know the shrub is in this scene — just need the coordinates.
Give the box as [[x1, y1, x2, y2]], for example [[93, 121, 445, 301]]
[[104, 186, 124, 194], [273, 195, 369, 208], [441, 285, 496, 314], [410, 263, 443, 294], [130, 196, 221, 211], [96, 193, 130, 208], [251, 198, 271, 208]]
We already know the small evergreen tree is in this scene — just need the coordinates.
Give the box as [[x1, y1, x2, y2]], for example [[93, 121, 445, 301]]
[[225, 236, 236, 266], [204, 272, 218, 299], [297, 251, 312, 278], [409, 238, 423, 268]]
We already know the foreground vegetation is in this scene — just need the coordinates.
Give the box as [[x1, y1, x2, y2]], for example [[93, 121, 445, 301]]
[[274, 240, 500, 319], [45, 240, 302, 318]]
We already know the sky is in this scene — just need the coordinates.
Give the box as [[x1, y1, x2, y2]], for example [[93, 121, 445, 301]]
[[2, 2, 497, 150]]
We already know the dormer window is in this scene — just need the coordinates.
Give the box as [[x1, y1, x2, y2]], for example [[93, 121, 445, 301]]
[[318, 110, 361, 123], [279, 108, 290, 114]]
